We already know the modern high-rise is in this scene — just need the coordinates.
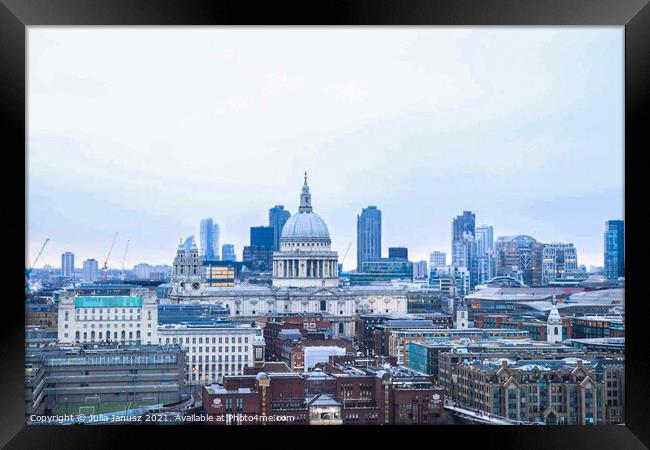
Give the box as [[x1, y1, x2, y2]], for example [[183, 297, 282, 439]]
[[542, 243, 578, 284], [451, 211, 476, 244], [429, 251, 446, 269], [357, 206, 382, 272], [221, 244, 236, 262], [82, 258, 98, 282], [388, 247, 408, 260], [475, 225, 494, 256], [451, 211, 477, 287], [604, 220, 624, 280], [199, 218, 220, 261], [243, 226, 275, 271], [61, 252, 75, 279], [268, 205, 291, 251]]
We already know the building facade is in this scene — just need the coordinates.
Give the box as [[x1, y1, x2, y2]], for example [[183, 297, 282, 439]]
[[157, 323, 265, 384], [57, 288, 158, 345], [429, 251, 446, 270], [542, 243, 578, 284]]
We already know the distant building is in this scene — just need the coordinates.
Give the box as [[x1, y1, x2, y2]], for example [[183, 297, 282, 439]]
[[268, 205, 291, 251], [413, 260, 428, 280], [495, 235, 543, 286], [475, 225, 494, 256], [388, 247, 408, 260], [357, 206, 382, 272], [451, 211, 476, 244], [221, 244, 236, 262], [604, 220, 624, 280], [542, 243, 578, 284], [200, 218, 220, 261], [61, 252, 74, 279], [429, 251, 446, 269], [134, 263, 153, 280], [82, 258, 98, 282], [243, 226, 274, 271], [429, 266, 470, 297], [203, 260, 240, 287], [350, 258, 413, 285]]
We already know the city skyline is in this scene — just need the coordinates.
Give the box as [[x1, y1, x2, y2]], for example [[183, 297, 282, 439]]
[[27, 27, 624, 269]]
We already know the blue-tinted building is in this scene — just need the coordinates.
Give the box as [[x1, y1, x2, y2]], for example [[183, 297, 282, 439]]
[[388, 247, 408, 260], [158, 304, 229, 325], [604, 220, 624, 280], [357, 206, 382, 272], [221, 244, 236, 262], [268, 205, 291, 251], [200, 218, 220, 261], [349, 258, 413, 285]]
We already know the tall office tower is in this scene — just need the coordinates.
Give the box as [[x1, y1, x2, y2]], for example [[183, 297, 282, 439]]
[[199, 218, 220, 261], [61, 252, 75, 279], [82, 258, 99, 282], [604, 220, 625, 280], [413, 260, 428, 280], [542, 243, 579, 284], [243, 226, 275, 271], [357, 206, 382, 272], [451, 211, 476, 243], [451, 211, 476, 267], [221, 244, 236, 262], [475, 225, 494, 256], [429, 251, 446, 269], [268, 205, 291, 251], [388, 247, 408, 260]]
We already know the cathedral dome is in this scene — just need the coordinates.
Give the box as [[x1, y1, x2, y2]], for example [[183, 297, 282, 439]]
[[280, 172, 331, 243], [281, 211, 330, 242]]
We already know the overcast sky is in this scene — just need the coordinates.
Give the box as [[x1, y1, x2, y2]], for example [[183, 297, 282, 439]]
[[27, 27, 623, 270]]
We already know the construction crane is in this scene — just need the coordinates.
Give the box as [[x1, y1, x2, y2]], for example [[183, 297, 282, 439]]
[[102, 232, 119, 280], [340, 242, 353, 268], [120, 239, 130, 281], [26, 237, 50, 281]]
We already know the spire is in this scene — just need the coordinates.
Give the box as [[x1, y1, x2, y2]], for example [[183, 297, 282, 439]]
[[547, 296, 561, 324], [299, 171, 313, 213]]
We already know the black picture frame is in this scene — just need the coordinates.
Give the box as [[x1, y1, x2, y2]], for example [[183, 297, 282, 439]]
[[1, 0, 647, 448]]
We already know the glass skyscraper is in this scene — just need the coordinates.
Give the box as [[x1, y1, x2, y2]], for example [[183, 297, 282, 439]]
[[357, 206, 382, 272], [604, 220, 624, 280], [221, 244, 236, 262], [268, 205, 291, 251], [200, 218, 220, 261]]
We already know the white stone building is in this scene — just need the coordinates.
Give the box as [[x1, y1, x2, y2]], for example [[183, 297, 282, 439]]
[[168, 175, 408, 337], [57, 288, 158, 345], [157, 323, 265, 384]]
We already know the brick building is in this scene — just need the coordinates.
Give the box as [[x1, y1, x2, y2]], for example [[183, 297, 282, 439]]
[[202, 361, 447, 425]]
